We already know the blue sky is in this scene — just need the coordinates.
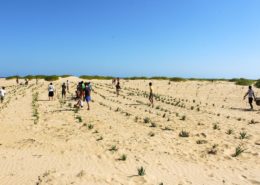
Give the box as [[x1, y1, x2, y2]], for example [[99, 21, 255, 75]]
[[0, 0, 259, 78]]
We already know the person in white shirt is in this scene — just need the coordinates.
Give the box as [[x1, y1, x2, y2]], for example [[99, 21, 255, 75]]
[[244, 86, 256, 110], [48, 83, 55, 101], [0, 87, 6, 103]]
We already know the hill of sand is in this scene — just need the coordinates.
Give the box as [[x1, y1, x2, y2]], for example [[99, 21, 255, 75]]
[[0, 77, 259, 185]]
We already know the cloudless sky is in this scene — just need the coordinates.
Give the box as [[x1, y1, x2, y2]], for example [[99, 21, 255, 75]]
[[0, 0, 259, 78]]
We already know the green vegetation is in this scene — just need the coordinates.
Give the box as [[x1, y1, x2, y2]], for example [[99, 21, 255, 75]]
[[119, 154, 127, 161], [80, 75, 114, 80], [179, 130, 189, 137], [232, 146, 246, 157], [230, 78, 255, 86], [137, 166, 146, 176], [255, 80, 260, 88], [169, 77, 186, 82], [6, 75, 60, 81]]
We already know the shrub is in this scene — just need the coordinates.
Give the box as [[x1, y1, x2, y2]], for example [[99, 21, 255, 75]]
[[255, 80, 260, 88], [234, 78, 254, 86], [44, 75, 59, 81], [169, 77, 186, 82]]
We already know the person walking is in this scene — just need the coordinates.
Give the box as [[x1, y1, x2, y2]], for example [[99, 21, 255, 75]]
[[149, 82, 154, 107], [85, 82, 91, 110], [0, 87, 6, 103], [48, 83, 55, 101], [62, 83, 67, 99], [244, 86, 256, 110]]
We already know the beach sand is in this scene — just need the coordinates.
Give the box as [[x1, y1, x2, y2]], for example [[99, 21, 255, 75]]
[[0, 77, 259, 185]]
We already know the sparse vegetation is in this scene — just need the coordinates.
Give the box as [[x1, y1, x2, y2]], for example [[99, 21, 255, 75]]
[[144, 117, 151, 123], [119, 154, 127, 161], [137, 166, 146, 176], [179, 130, 189, 137], [232, 146, 246, 157], [239, 132, 249, 139], [226, 129, 233, 135]]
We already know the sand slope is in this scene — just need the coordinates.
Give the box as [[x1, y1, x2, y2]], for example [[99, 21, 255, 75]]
[[0, 77, 259, 185]]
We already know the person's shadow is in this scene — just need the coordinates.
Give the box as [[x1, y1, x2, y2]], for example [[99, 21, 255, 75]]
[[230, 107, 259, 112]]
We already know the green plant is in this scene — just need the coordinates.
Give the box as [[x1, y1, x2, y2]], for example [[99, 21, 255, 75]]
[[196, 140, 207, 144], [180, 115, 186, 121], [119, 154, 127, 161], [234, 78, 254, 86], [255, 80, 260, 88], [149, 132, 155, 137], [213, 123, 220, 130], [232, 146, 246, 157], [239, 132, 249, 139], [88, 124, 94, 130], [109, 145, 118, 152], [208, 144, 218, 155], [96, 136, 103, 141], [144, 117, 151, 123], [226, 129, 233, 135], [137, 166, 146, 176], [76, 116, 83, 123], [179, 130, 189, 137]]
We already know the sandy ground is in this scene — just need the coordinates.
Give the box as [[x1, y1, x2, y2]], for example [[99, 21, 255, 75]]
[[0, 77, 259, 185]]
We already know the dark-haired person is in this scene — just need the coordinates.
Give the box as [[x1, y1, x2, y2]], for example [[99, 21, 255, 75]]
[[116, 81, 121, 97], [0, 87, 6, 103], [61, 83, 67, 99], [85, 83, 91, 110], [149, 82, 154, 107], [48, 83, 55, 101], [244, 86, 256, 110], [25, 78, 29, 86]]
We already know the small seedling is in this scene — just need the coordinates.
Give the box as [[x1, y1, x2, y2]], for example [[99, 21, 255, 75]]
[[180, 115, 186, 121], [88, 124, 94, 130], [179, 130, 189, 137], [96, 136, 103, 141], [119, 154, 127, 161], [144, 117, 151, 123], [213, 124, 220, 130], [149, 132, 155, 137], [196, 140, 207, 144], [232, 146, 246, 157], [226, 129, 233, 135], [208, 144, 218, 155], [137, 166, 146, 176], [239, 132, 249, 139], [76, 116, 83, 123], [109, 145, 118, 152]]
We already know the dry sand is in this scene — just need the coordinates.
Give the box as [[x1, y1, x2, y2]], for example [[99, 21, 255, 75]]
[[0, 77, 259, 185]]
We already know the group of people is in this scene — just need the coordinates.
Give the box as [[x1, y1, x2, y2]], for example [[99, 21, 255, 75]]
[[47, 80, 92, 110], [74, 81, 92, 110], [0, 79, 258, 112]]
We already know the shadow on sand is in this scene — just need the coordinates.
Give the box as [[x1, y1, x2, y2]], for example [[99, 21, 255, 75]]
[[230, 107, 259, 112]]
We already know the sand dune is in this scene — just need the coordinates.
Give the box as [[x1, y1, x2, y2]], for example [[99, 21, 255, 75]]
[[0, 77, 259, 185]]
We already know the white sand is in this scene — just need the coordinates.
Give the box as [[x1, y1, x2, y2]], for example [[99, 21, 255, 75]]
[[0, 77, 259, 185]]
